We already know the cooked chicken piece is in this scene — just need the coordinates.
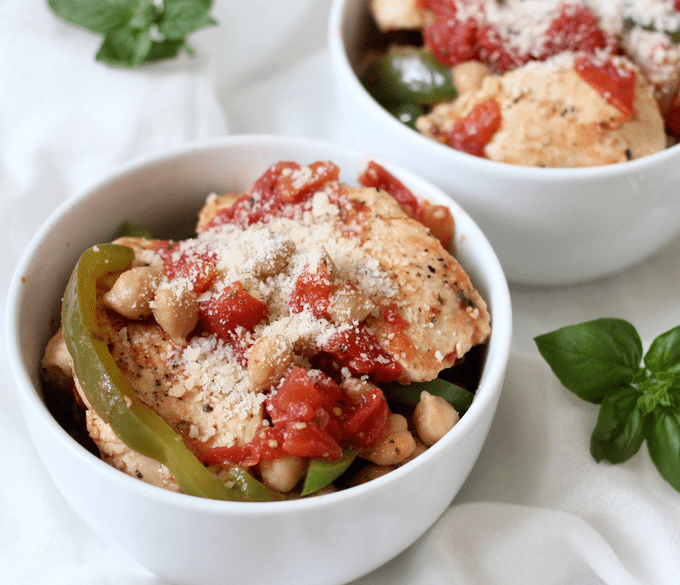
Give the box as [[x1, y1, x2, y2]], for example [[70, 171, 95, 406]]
[[343, 187, 490, 382], [197, 193, 241, 231], [370, 0, 427, 32], [417, 53, 666, 167], [85, 407, 181, 492]]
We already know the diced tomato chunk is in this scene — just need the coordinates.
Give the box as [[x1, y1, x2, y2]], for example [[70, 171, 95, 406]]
[[665, 92, 680, 138], [161, 245, 220, 294], [289, 262, 332, 319], [199, 281, 268, 340], [276, 161, 340, 203], [343, 387, 390, 448], [280, 421, 343, 460], [538, 3, 608, 60], [358, 161, 419, 218], [416, 200, 454, 249], [445, 99, 502, 157], [323, 325, 403, 383], [574, 53, 636, 119], [267, 367, 327, 424]]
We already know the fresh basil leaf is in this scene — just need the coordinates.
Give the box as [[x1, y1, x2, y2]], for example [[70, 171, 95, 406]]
[[590, 385, 646, 464], [644, 324, 680, 376], [118, 220, 152, 239], [636, 374, 675, 414], [534, 318, 642, 403], [158, 0, 216, 40], [48, 0, 137, 34], [383, 378, 474, 415], [647, 407, 680, 492], [145, 39, 187, 62], [96, 25, 154, 68], [301, 449, 358, 496]]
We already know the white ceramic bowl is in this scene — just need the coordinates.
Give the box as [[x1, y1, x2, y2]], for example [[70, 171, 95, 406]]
[[6, 135, 511, 585], [328, 0, 680, 286]]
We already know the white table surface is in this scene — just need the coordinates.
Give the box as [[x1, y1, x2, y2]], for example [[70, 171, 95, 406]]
[[2, 2, 679, 584]]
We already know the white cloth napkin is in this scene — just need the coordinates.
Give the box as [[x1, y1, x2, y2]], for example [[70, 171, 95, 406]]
[[2, 1, 680, 584]]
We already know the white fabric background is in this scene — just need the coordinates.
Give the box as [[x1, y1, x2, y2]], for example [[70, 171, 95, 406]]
[[2, 1, 679, 584]]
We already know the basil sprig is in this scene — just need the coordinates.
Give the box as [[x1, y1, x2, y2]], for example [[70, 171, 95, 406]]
[[535, 318, 680, 492], [48, 0, 217, 68]]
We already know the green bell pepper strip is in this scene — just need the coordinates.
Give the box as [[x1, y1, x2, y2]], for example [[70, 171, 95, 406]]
[[61, 243, 267, 501], [222, 464, 285, 501], [382, 378, 474, 416], [361, 47, 457, 107], [117, 220, 152, 239], [300, 449, 358, 497], [387, 102, 426, 130]]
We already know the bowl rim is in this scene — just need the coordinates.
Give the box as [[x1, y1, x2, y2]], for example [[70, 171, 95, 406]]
[[327, 0, 680, 178], [6, 133, 512, 516]]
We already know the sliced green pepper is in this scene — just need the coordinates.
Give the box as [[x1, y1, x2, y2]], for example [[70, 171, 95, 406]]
[[387, 102, 426, 130], [61, 243, 261, 501], [300, 449, 358, 497], [117, 220, 152, 239], [361, 47, 457, 107], [383, 378, 474, 416]]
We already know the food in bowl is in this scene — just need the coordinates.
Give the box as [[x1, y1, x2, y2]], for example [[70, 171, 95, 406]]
[[361, 0, 680, 167], [41, 158, 491, 501]]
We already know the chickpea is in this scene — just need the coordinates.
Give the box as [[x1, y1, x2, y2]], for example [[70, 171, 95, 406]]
[[152, 284, 199, 346], [361, 414, 416, 466], [248, 335, 293, 393], [259, 456, 307, 493], [329, 283, 374, 325], [451, 60, 491, 94], [413, 390, 460, 446], [103, 266, 163, 320]]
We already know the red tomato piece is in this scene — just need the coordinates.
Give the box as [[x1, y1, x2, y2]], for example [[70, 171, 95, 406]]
[[358, 160, 419, 218], [288, 262, 332, 319], [323, 325, 403, 383], [343, 387, 390, 448], [281, 421, 343, 460], [476, 24, 530, 73], [276, 160, 340, 203], [416, 200, 454, 250], [538, 2, 608, 60], [664, 92, 680, 138], [161, 244, 220, 294], [574, 53, 636, 119], [200, 281, 268, 340], [423, 14, 479, 68], [267, 366, 327, 425], [445, 99, 502, 157]]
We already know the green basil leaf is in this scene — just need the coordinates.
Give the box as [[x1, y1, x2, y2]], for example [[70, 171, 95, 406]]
[[158, 0, 216, 40], [590, 385, 646, 464], [96, 25, 154, 68], [48, 0, 137, 34], [647, 407, 680, 492], [534, 318, 642, 403], [644, 324, 680, 376], [145, 39, 187, 63], [382, 378, 474, 415], [301, 449, 358, 496]]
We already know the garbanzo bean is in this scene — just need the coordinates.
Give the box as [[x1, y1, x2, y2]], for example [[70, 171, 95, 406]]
[[413, 390, 460, 446], [152, 284, 199, 346], [103, 266, 163, 320]]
